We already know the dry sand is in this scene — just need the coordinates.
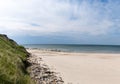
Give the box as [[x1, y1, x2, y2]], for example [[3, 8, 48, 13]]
[[27, 49, 120, 84]]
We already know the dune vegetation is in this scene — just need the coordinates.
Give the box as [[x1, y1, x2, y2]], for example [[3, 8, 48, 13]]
[[0, 34, 34, 84]]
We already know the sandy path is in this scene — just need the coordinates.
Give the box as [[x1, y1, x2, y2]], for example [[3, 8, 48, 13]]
[[27, 49, 120, 84]]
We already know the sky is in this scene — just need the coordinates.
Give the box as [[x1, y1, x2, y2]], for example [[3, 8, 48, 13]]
[[0, 0, 120, 45]]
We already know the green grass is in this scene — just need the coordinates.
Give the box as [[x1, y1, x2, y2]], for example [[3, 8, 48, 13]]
[[0, 34, 34, 84]]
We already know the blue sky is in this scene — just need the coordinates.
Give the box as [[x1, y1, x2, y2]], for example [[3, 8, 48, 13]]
[[0, 0, 120, 44]]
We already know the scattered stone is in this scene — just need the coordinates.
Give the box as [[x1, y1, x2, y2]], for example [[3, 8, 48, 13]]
[[27, 53, 64, 84]]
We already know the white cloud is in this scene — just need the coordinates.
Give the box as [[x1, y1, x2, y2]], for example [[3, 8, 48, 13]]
[[0, 0, 119, 37]]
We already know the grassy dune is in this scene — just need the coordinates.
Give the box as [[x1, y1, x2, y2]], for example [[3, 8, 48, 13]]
[[0, 34, 34, 84]]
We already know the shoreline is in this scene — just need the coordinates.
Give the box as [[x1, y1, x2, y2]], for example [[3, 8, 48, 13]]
[[27, 49, 120, 84], [26, 48, 120, 54]]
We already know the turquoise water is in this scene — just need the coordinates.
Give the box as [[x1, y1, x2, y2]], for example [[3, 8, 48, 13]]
[[23, 44, 120, 53]]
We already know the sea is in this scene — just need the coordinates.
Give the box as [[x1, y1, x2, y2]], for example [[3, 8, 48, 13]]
[[23, 44, 120, 53]]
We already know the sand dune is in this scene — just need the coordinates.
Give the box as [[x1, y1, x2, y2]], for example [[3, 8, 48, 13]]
[[27, 49, 120, 84]]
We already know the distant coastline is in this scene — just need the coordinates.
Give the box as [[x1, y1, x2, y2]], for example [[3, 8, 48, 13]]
[[23, 44, 120, 53]]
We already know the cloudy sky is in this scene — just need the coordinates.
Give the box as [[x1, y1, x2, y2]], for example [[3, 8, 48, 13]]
[[0, 0, 120, 44]]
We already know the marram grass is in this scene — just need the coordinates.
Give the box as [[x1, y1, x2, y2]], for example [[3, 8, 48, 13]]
[[0, 34, 34, 84]]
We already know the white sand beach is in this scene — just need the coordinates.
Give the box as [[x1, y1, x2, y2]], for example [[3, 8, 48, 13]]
[[27, 49, 120, 84]]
